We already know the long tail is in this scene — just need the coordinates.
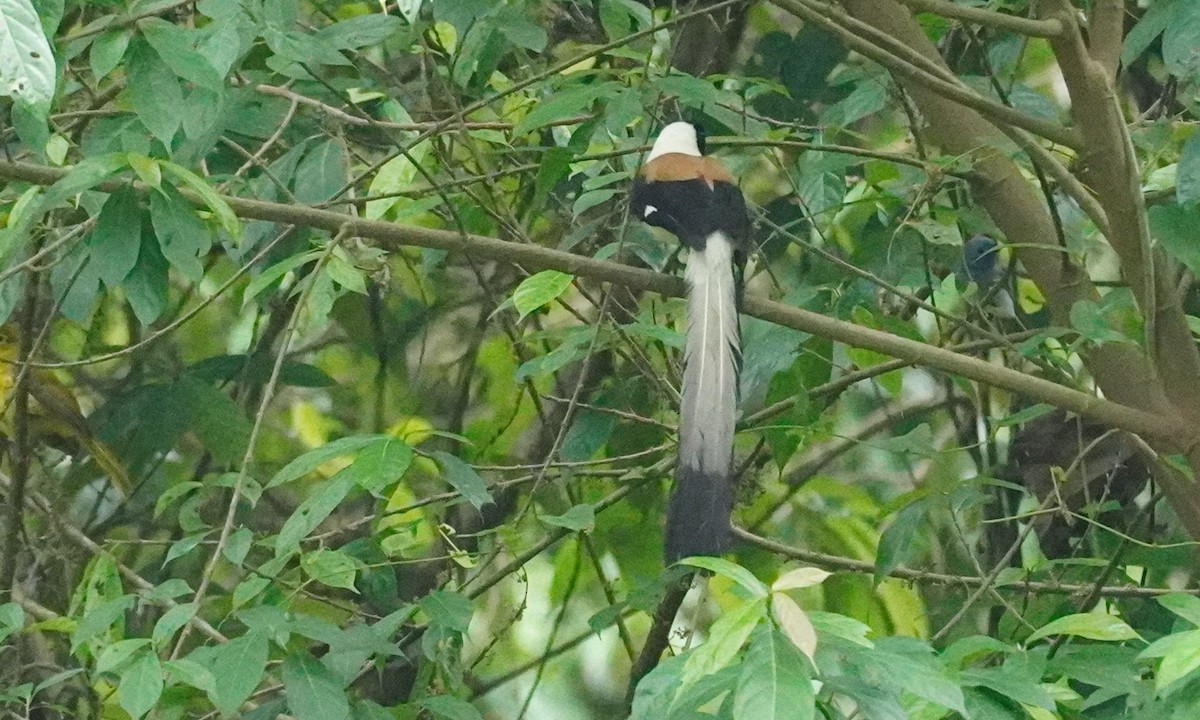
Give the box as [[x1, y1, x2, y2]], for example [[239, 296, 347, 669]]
[[665, 232, 740, 561]]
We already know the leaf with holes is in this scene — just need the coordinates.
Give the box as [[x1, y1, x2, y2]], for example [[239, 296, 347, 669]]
[[0, 0, 56, 104]]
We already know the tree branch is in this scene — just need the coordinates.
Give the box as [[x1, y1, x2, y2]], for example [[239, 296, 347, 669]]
[[897, 0, 1065, 38], [1087, 0, 1126, 80], [0, 158, 1189, 446], [770, 0, 1081, 148], [733, 526, 1200, 598]]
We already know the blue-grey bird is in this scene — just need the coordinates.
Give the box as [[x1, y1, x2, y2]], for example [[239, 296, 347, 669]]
[[956, 235, 1015, 318]]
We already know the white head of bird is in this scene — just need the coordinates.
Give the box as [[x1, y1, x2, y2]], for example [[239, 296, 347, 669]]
[[647, 121, 702, 161]]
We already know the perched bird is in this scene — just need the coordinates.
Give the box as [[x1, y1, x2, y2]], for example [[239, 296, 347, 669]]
[[631, 121, 749, 561], [956, 234, 1016, 319], [0, 327, 131, 498]]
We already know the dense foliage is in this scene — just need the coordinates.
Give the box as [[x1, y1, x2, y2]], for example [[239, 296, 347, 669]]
[[3, 0, 1200, 717]]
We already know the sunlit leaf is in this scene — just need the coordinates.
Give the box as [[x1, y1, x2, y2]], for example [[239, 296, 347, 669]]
[[1026, 612, 1142, 644]]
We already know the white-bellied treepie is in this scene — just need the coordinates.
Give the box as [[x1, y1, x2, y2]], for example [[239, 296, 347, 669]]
[[631, 121, 749, 561]]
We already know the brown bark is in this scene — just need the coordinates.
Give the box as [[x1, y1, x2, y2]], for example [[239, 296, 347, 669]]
[[830, 0, 1200, 535]]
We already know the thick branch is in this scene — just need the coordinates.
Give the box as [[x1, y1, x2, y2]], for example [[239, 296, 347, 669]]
[[0, 159, 1188, 448], [771, 0, 1081, 148], [1042, 3, 1200, 419], [1087, 0, 1125, 80], [836, 0, 1200, 538]]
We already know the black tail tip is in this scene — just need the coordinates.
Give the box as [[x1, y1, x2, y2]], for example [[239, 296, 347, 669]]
[[663, 467, 734, 562], [664, 527, 732, 563]]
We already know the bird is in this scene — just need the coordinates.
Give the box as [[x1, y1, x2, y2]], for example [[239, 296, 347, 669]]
[[956, 234, 1016, 319], [630, 121, 749, 561], [0, 326, 131, 498]]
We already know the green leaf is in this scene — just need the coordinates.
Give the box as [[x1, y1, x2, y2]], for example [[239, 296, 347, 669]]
[[0, 155, 124, 268], [961, 663, 1054, 710], [0, 0, 57, 105], [1122, 0, 1180, 65], [127, 153, 161, 189], [1026, 611, 1142, 644], [154, 481, 202, 518], [680, 557, 769, 598], [872, 646, 968, 714], [493, 6, 547, 51], [163, 531, 209, 567], [875, 498, 927, 583], [263, 25, 352, 67], [995, 403, 1056, 428], [1151, 203, 1200, 277], [512, 270, 574, 320], [874, 423, 936, 458], [151, 602, 198, 647], [96, 638, 152, 674], [530, 147, 573, 213], [90, 30, 130, 82], [88, 186, 142, 287], [599, 0, 651, 41], [431, 451, 493, 509], [541, 503, 595, 531], [282, 652, 351, 720], [276, 472, 357, 556], [1161, 1, 1200, 78], [513, 82, 620, 136], [164, 657, 217, 695], [243, 250, 323, 306], [117, 651, 164, 720], [125, 38, 183, 143], [142, 578, 193, 603], [159, 160, 240, 239], [630, 654, 686, 719], [301, 548, 359, 591], [433, 0, 495, 34], [149, 184, 212, 281], [207, 631, 269, 715], [572, 187, 618, 217], [345, 437, 413, 493], [1069, 296, 1139, 347], [1178, 131, 1200, 205], [326, 253, 367, 295], [1158, 593, 1200, 628], [419, 695, 483, 720], [317, 13, 404, 50], [1157, 635, 1200, 691], [125, 232, 170, 324], [0, 602, 23, 644], [232, 576, 270, 610], [295, 138, 347, 205], [223, 527, 253, 566], [177, 375, 252, 465], [268, 435, 386, 488], [419, 590, 473, 633], [139, 18, 224, 90], [365, 139, 431, 220], [733, 626, 814, 720], [560, 409, 617, 462], [682, 597, 766, 683], [70, 595, 135, 651], [513, 332, 593, 381], [808, 611, 873, 647]]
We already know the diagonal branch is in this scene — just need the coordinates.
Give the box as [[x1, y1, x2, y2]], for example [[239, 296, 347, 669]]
[[770, 0, 1081, 148], [0, 159, 1189, 449], [897, 0, 1065, 38]]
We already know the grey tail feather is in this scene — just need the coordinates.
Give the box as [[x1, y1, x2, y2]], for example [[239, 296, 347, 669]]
[[665, 232, 740, 561]]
